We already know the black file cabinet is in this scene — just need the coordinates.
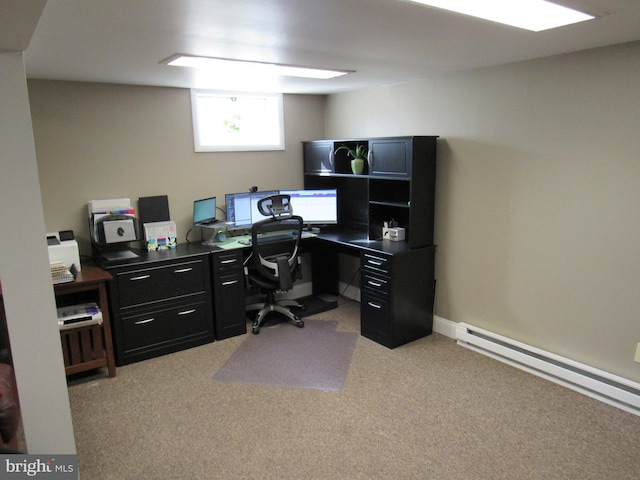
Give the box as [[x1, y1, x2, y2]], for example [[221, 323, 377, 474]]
[[211, 249, 247, 339], [105, 248, 214, 366], [360, 246, 435, 348]]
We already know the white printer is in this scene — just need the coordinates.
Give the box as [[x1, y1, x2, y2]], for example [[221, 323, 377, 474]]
[[47, 231, 81, 272]]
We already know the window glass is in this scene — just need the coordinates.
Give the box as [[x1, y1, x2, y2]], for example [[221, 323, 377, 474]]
[[190, 90, 284, 152]]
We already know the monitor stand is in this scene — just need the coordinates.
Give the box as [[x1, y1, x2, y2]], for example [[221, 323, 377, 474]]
[[100, 249, 139, 263]]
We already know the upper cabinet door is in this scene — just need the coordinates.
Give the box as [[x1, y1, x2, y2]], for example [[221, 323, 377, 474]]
[[303, 141, 334, 174], [368, 138, 411, 177]]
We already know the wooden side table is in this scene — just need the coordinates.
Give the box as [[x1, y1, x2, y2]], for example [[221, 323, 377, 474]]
[[55, 265, 116, 378]]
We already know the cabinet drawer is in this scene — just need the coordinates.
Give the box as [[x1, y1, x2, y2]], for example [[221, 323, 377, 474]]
[[117, 259, 206, 307], [213, 270, 247, 339], [213, 250, 243, 272], [362, 252, 391, 274], [361, 293, 392, 337], [217, 271, 243, 290], [362, 271, 390, 296], [120, 300, 210, 353]]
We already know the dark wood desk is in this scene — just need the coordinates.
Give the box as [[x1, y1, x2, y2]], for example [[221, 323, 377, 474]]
[[55, 265, 116, 377], [204, 227, 435, 348], [96, 225, 434, 364], [306, 228, 435, 348]]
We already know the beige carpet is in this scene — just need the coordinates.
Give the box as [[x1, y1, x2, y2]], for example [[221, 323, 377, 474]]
[[67, 299, 640, 479]]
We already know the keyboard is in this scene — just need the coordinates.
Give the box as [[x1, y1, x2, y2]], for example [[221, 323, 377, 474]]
[[257, 233, 296, 243]]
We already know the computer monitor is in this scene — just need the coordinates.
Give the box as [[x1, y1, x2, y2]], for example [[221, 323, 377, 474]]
[[279, 189, 338, 227], [193, 196, 217, 226], [225, 190, 279, 230]]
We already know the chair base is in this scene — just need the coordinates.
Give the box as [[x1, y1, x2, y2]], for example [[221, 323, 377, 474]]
[[246, 294, 305, 334]]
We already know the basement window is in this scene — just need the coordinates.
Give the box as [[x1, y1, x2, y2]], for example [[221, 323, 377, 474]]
[[190, 90, 285, 152]]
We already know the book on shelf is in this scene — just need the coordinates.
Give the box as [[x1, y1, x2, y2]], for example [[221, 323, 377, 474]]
[[50, 261, 76, 284]]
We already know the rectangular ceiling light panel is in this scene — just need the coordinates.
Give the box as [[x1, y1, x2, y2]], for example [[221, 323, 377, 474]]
[[407, 0, 595, 31], [164, 55, 349, 80]]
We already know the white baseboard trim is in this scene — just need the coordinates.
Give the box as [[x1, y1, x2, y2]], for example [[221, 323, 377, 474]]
[[338, 282, 361, 302], [433, 315, 458, 339], [456, 322, 640, 417]]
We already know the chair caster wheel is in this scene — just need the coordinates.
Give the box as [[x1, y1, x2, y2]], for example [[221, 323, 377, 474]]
[[296, 319, 305, 328], [252, 326, 260, 334]]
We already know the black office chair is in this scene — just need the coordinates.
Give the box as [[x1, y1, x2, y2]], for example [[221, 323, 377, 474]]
[[244, 194, 305, 334]]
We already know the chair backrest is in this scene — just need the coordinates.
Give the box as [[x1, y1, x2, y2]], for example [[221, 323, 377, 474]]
[[249, 195, 303, 288], [256, 194, 293, 218]]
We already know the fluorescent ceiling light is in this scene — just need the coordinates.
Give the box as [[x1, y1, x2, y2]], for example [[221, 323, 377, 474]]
[[406, 0, 595, 31], [163, 55, 350, 80]]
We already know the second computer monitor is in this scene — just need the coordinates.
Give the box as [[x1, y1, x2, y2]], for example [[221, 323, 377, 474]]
[[280, 189, 338, 226], [225, 190, 279, 229]]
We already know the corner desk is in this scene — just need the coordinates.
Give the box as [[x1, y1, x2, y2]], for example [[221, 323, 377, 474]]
[[100, 226, 435, 366]]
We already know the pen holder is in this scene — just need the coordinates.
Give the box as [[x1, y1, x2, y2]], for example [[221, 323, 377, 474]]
[[382, 227, 405, 242]]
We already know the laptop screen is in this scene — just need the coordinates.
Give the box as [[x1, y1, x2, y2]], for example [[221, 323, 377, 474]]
[[193, 197, 216, 224]]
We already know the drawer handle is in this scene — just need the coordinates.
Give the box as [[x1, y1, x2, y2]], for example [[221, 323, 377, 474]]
[[221, 259, 237, 264], [222, 280, 238, 286], [368, 260, 383, 266], [135, 318, 154, 325], [367, 301, 383, 309], [178, 309, 196, 316], [130, 275, 151, 281], [368, 281, 383, 287], [174, 268, 193, 273]]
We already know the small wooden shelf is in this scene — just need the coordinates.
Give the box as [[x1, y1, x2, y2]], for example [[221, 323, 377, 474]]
[[60, 324, 109, 375], [55, 265, 116, 378]]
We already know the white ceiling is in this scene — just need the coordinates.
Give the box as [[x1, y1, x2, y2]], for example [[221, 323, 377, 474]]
[[8, 0, 640, 94]]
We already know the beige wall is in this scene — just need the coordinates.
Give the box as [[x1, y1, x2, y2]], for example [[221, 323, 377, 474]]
[[28, 81, 325, 256], [325, 41, 640, 382]]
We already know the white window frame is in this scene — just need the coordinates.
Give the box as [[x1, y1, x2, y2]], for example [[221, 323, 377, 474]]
[[190, 90, 285, 152]]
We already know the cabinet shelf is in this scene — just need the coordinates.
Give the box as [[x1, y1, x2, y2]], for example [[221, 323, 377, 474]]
[[369, 200, 410, 208], [304, 172, 412, 181], [304, 172, 366, 179]]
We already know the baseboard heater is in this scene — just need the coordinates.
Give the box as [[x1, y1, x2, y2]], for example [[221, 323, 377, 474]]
[[455, 323, 640, 416]]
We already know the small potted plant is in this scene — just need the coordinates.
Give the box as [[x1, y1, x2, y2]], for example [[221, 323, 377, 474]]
[[335, 144, 367, 175]]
